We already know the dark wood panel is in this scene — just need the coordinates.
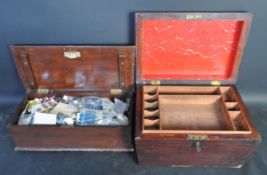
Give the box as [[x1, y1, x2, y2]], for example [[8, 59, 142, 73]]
[[10, 46, 134, 92], [136, 139, 258, 166], [9, 126, 132, 150]]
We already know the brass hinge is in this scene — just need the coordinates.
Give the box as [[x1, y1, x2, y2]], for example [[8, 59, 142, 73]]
[[37, 89, 50, 94], [110, 89, 123, 95], [211, 80, 221, 86], [151, 80, 161, 86]]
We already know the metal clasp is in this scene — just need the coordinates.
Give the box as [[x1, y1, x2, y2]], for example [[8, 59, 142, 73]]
[[110, 89, 123, 95], [37, 89, 50, 94], [64, 51, 81, 59], [151, 80, 161, 85], [211, 80, 221, 86]]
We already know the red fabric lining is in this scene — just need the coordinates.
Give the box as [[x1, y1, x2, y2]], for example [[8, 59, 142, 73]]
[[140, 20, 244, 80]]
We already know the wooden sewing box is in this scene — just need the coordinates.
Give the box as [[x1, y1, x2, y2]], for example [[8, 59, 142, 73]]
[[8, 45, 135, 151], [134, 12, 261, 167]]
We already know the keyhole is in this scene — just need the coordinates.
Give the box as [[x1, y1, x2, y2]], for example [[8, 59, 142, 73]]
[[192, 141, 202, 152]]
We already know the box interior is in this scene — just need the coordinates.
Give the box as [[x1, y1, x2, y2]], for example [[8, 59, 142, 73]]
[[11, 92, 132, 127], [142, 86, 250, 134]]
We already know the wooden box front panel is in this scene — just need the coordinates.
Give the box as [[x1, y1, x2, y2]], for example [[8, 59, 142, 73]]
[[136, 139, 258, 167], [9, 126, 132, 151]]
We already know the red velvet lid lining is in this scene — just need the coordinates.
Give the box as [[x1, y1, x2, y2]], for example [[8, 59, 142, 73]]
[[139, 19, 244, 80]]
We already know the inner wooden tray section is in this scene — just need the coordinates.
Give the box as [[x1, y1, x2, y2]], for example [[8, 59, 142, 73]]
[[159, 95, 232, 130], [142, 86, 251, 134]]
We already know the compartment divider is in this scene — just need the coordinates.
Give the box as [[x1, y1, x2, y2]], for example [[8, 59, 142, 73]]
[[219, 99, 237, 131], [158, 86, 220, 94], [144, 110, 159, 118], [219, 87, 237, 102], [144, 101, 158, 110], [225, 102, 240, 110], [143, 87, 160, 130], [219, 87, 245, 131], [144, 94, 158, 101], [228, 111, 250, 131]]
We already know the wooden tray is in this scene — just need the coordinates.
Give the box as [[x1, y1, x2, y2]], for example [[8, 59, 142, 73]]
[[142, 86, 250, 134]]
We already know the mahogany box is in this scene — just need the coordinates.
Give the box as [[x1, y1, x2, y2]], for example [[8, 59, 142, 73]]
[[8, 45, 135, 151], [134, 12, 261, 167]]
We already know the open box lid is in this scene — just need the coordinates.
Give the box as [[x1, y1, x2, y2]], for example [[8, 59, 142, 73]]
[[136, 12, 252, 85], [11, 45, 135, 95]]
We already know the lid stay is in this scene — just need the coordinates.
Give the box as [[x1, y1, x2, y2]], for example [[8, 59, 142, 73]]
[[118, 53, 127, 88], [17, 53, 37, 90]]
